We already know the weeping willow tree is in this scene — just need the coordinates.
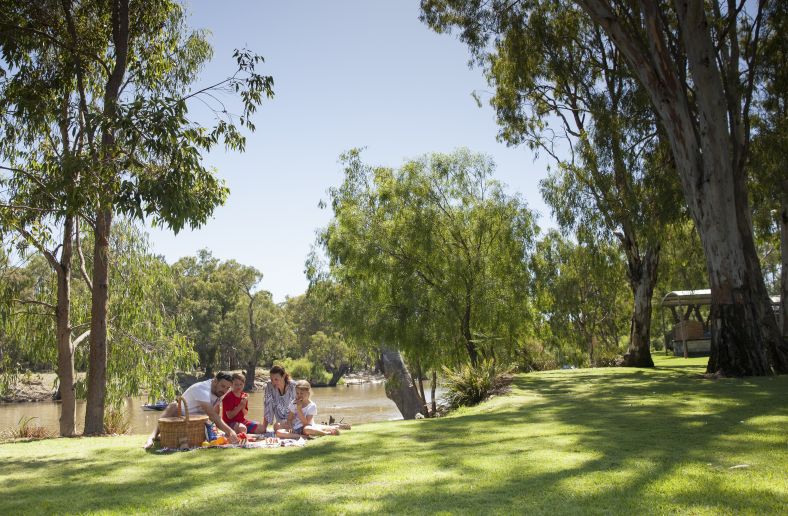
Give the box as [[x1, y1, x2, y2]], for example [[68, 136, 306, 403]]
[[313, 149, 538, 417], [0, 222, 195, 428]]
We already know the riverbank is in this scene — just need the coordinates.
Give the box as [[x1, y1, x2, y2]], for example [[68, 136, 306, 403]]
[[0, 373, 60, 403], [1, 356, 785, 514], [0, 369, 385, 404]]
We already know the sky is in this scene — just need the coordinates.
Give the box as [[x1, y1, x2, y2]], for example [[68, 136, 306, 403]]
[[147, 1, 555, 302]]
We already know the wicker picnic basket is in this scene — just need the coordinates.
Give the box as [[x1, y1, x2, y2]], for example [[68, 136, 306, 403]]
[[158, 397, 209, 449]]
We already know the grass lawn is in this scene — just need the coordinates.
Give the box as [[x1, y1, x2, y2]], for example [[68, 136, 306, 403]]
[[1, 355, 786, 514]]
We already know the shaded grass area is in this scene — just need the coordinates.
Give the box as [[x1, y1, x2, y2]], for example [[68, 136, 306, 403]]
[[1, 356, 786, 514]]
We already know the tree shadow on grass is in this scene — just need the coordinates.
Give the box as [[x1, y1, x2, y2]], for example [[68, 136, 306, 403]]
[[0, 367, 785, 514]]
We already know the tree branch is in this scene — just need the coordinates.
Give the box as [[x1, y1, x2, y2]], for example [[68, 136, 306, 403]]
[[13, 298, 56, 312], [13, 224, 60, 271], [75, 216, 93, 292]]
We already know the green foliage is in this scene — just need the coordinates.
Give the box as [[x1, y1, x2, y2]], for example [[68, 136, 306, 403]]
[[168, 250, 256, 373], [441, 359, 513, 409], [0, 221, 194, 403], [0, 0, 272, 428], [284, 289, 337, 357], [316, 148, 537, 370], [422, 0, 687, 368], [749, 3, 787, 295], [516, 338, 560, 372], [241, 288, 295, 370], [530, 231, 630, 367], [2, 416, 53, 441], [275, 356, 330, 386], [307, 331, 359, 382], [103, 405, 131, 435]]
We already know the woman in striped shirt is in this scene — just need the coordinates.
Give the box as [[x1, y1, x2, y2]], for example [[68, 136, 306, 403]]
[[261, 365, 296, 434]]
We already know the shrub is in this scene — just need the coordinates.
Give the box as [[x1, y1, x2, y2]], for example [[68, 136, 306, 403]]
[[3, 416, 54, 441], [276, 357, 332, 386], [518, 340, 560, 372], [442, 360, 514, 409], [104, 405, 131, 435], [594, 352, 623, 367]]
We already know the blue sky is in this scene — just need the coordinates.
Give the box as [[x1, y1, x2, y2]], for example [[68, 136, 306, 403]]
[[148, 1, 554, 301]]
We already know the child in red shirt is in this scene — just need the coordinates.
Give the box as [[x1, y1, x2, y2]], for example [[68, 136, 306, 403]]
[[221, 373, 259, 434]]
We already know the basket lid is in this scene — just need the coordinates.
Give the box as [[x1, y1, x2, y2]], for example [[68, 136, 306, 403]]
[[159, 415, 209, 423]]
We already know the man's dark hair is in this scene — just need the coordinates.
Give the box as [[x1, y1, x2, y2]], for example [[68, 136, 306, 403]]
[[215, 371, 232, 382]]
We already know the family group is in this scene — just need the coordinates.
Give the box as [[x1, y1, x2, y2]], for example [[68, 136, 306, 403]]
[[144, 365, 339, 449]]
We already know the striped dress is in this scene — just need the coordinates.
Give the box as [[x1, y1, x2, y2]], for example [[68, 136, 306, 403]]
[[263, 379, 296, 423]]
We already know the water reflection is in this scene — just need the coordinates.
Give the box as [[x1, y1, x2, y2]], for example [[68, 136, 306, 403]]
[[0, 382, 443, 435]]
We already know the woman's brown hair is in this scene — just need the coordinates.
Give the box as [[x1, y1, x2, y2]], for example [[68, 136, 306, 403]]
[[269, 364, 290, 385]]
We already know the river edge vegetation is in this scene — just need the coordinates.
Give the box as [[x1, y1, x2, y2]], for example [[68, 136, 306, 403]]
[[0, 357, 785, 514]]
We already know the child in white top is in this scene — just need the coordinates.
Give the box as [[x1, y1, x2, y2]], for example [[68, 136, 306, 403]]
[[275, 380, 339, 439]]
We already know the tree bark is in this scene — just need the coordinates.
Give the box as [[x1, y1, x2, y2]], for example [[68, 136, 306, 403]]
[[55, 214, 76, 437], [244, 360, 257, 392], [577, 0, 788, 375], [622, 245, 659, 367], [430, 370, 437, 415], [461, 298, 478, 366], [781, 179, 787, 339], [84, 208, 111, 434], [328, 364, 350, 387], [84, 0, 130, 433], [378, 346, 424, 419]]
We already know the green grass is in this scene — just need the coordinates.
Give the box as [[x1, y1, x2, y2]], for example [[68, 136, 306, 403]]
[[1, 355, 786, 514]]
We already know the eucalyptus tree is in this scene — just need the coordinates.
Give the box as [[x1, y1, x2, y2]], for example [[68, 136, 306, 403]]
[[317, 149, 537, 369], [283, 292, 331, 357], [422, 1, 788, 376], [749, 2, 787, 336], [0, 0, 272, 432], [239, 277, 295, 391], [169, 251, 254, 376], [308, 331, 359, 387], [0, 0, 97, 435], [422, 0, 683, 367]]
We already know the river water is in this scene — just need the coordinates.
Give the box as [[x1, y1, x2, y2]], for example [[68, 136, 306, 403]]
[[0, 382, 442, 435]]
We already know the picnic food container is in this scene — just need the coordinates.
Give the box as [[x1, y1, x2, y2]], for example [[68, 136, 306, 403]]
[[158, 396, 209, 449]]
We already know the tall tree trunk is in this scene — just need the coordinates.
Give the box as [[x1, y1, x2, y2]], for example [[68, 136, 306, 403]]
[[84, 208, 111, 434], [56, 214, 76, 437], [589, 336, 595, 367], [378, 346, 424, 419], [244, 360, 257, 392], [683, 135, 784, 375], [578, 0, 788, 375], [414, 361, 427, 410], [462, 299, 478, 366], [431, 370, 437, 415], [328, 364, 350, 387], [622, 245, 659, 367], [84, 0, 129, 434], [781, 179, 787, 339]]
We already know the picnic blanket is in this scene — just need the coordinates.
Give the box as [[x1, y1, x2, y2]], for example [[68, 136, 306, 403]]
[[155, 436, 308, 453]]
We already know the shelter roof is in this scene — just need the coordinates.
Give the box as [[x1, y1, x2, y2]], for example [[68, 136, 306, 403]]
[[661, 289, 780, 307]]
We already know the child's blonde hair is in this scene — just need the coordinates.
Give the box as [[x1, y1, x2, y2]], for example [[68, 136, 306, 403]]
[[295, 379, 311, 392]]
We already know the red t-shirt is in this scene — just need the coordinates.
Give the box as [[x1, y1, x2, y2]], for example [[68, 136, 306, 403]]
[[221, 391, 248, 425]]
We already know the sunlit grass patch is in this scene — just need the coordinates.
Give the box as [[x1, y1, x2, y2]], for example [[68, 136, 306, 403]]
[[0, 355, 785, 514]]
